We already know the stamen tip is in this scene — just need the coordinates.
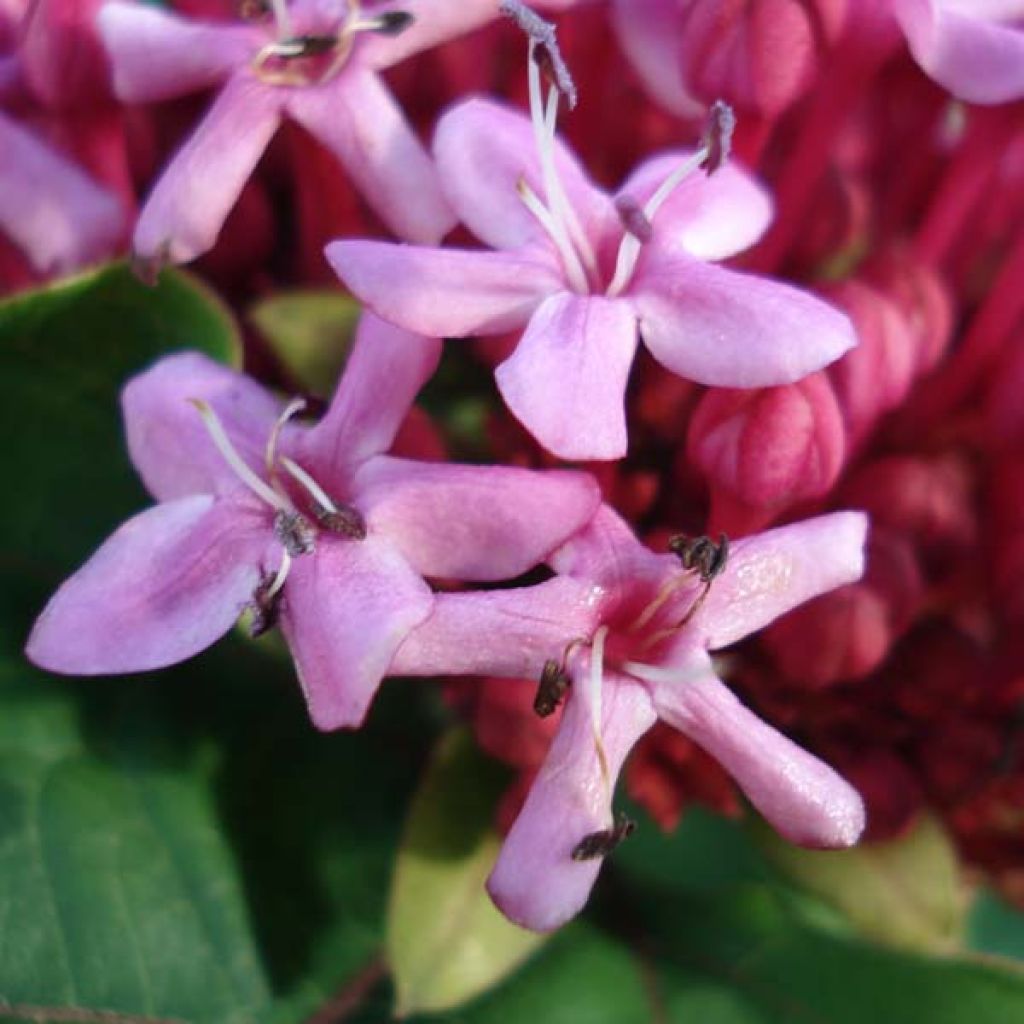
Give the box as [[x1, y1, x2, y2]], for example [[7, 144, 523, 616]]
[[701, 100, 736, 175]]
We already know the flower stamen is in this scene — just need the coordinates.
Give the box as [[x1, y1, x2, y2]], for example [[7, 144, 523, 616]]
[[190, 399, 292, 512]]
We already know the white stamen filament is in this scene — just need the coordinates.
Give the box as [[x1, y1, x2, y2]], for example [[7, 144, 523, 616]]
[[265, 549, 292, 600], [265, 397, 307, 475], [268, 0, 293, 39], [542, 85, 598, 285], [190, 399, 291, 512], [524, 42, 589, 295], [588, 625, 610, 787], [280, 455, 339, 514], [606, 144, 710, 298], [628, 573, 689, 633]]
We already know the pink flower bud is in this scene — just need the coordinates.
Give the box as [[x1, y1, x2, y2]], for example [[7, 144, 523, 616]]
[[686, 372, 845, 534], [824, 279, 917, 447], [676, 0, 847, 117], [762, 582, 891, 688]]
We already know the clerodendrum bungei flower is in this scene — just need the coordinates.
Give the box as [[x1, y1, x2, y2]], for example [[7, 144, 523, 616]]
[[26, 314, 600, 730], [393, 506, 868, 930], [327, 2, 856, 461], [97, 0, 504, 267]]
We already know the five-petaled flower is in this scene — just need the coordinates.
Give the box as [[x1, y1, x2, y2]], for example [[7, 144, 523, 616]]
[[393, 505, 868, 930], [26, 314, 601, 730], [327, 13, 856, 461], [97, 0, 504, 268]]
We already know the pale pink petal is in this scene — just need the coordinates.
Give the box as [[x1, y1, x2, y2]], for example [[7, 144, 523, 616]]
[[134, 73, 282, 264], [389, 576, 601, 679], [0, 113, 122, 274], [550, 505, 668, 592], [360, 0, 502, 70], [295, 314, 441, 472], [352, 456, 600, 580], [433, 97, 618, 251], [280, 535, 433, 730], [325, 239, 560, 336], [495, 293, 639, 461], [645, 652, 865, 847], [286, 67, 454, 245], [616, 153, 773, 262], [488, 669, 657, 931], [893, 0, 1024, 104], [693, 511, 868, 651], [97, 2, 260, 103], [631, 251, 857, 387], [26, 495, 268, 675], [610, 0, 705, 117], [122, 352, 284, 503]]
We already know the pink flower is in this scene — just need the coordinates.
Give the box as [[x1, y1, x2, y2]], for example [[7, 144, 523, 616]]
[[97, 0, 503, 266], [0, 110, 123, 273], [327, 19, 855, 461], [26, 314, 600, 731], [393, 505, 868, 930], [890, 0, 1024, 104]]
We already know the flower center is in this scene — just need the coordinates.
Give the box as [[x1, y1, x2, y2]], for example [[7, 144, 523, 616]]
[[191, 396, 366, 627], [251, 0, 413, 88]]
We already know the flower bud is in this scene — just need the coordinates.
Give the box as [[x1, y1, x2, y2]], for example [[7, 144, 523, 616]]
[[686, 372, 845, 534], [675, 0, 847, 117], [824, 279, 917, 447]]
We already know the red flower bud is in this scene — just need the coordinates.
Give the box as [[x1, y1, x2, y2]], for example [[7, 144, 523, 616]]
[[687, 372, 845, 534]]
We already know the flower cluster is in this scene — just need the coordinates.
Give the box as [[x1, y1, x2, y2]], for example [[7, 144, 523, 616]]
[[12, 0, 1024, 929]]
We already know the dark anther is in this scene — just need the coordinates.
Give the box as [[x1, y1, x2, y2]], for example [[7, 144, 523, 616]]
[[501, 0, 578, 108], [615, 195, 653, 243], [274, 34, 339, 59], [701, 100, 736, 175], [533, 658, 570, 717], [668, 532, 729, 583], [249, 571, 281, 638], [316, 503, 367, 540], [571, 813, 636, 861], [373, 10, 414, 35], [274, 509, 317, 556]]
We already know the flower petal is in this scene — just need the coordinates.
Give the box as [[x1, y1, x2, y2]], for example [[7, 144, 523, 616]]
[[97, 2, 259, 103], [352, 456, 601, 580], [286, 67, 455, 245], [359, 0, 503, 71], [325, 239, 559, 336], [0, 113, 122, 274], [550, 504, 669, 592], [610, 0, 705, 117], [390, 576, 601, 680], [692, 510, 868, 651], [280, 535, 433, 730], [488, 669, 657, 931], [893, 0, 1024, 104], [122, 351, 285, 503], [495, 292, 639, 460], [134, 72, 282, 264], [433, 97, 618, 252], [294, 314, 440, 472], [645, 651, 865, 847], [631, 251, 857, 387], [26, 495, 267, 675], [616, 152, 773, 262]]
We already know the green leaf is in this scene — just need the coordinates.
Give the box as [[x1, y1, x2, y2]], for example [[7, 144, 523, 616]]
[[0, 261, 239, 575], [248, 289, 360, 396], [389, 729, 547, 1016], [755, 813, 966, 952], [968, 889, 1024, 962]]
